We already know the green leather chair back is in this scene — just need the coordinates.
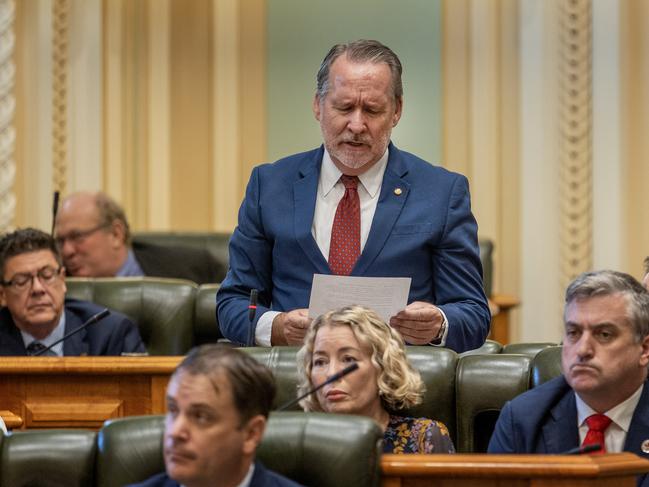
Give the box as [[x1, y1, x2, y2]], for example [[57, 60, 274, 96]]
[[502, 342, 557, 356], [243, 347, 301, 410], [65, 277, 197, 355], [97, 415, 165, 487], [133, 231, 231, 278], [398, 347, 458, 445], [531, 345, 563, 388], [455, 353, 532, 453], [458, 339, 503, 357], [479, 238, 494, 297], [0, 429, 96, 487], [97, 413, 382, 487], [195, 283, 222, 344]]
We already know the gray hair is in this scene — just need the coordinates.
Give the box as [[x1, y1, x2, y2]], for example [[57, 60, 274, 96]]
[[565, 270, 649, 342], [315, 39, 403, 102], [94, 192, 132, 246]]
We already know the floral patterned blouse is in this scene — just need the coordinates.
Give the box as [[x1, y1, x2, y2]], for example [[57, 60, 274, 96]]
[[383, 415, 455, 454]]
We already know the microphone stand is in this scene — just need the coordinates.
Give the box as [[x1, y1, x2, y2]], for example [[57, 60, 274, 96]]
[[33, 309, 110, 356]]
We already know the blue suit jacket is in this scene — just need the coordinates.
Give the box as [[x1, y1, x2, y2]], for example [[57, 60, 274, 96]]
[[488, 376, 649, 486], [216, 143, 490, 352], [0, 298, 146, 356], [127, 461, 304, 487]]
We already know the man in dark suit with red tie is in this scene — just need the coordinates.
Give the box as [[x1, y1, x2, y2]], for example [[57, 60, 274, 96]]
[[489, 270, 649, 485]]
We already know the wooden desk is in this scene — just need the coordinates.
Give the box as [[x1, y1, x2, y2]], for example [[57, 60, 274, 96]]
[[489, 293, 520, 345], [0, 356, 181, 430], [381, 452, 649, 486]]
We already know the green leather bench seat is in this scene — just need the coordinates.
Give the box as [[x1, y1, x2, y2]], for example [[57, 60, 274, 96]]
[[0, 413, 383, 487], [65, 277, 197, 355]]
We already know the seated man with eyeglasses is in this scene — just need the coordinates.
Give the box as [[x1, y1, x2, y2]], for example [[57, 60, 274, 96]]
[[54, 191, 225, 284], [0, 228, 145, 356]]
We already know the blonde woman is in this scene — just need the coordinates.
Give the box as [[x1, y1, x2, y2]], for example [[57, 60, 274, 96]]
[[298, 305, 454, 454]]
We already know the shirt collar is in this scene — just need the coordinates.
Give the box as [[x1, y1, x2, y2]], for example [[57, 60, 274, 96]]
[[320, 147, 389, 198], [116, 249, 144, 277], [20, 311, 66, 356], [575, 384, 644, 433]]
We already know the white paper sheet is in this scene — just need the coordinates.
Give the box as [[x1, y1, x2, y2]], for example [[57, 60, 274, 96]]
[[308, 274, 411, 322]]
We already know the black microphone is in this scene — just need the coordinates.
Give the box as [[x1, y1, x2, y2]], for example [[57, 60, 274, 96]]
[[277, 362, 359, 411], [563, 443, 602, 455], [33, 309, 110, 356], [51, 191, 60, 236], [247, 289, 258, 346]]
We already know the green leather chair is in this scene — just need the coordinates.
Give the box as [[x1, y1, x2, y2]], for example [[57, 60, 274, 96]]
[[455, 353, 532, 453], [530, 345, 563, 388], [96, 413, 383, 487], [0, 429, 97, 487], [244, 347, 302, 411], [479, 238, 494, 297], [133, 231, 231, 281], [458, 339, 503, 357], [65, 277, 197, 355], [194, 283, 223, 344], [502, 342, 557, 356], [399, 347, 458, 445]]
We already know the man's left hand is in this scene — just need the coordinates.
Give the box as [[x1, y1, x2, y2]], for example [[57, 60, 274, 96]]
[[390, 301, 443, 345]]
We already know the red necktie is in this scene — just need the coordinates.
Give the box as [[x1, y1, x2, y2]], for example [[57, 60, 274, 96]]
[[328, 175, 360, 276], [582, 413, 612, 454]]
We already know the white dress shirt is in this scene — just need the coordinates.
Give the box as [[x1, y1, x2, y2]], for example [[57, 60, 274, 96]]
[[575, 384, 644, 453]]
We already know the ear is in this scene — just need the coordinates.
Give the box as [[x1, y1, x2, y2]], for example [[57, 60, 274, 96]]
[[241, 415, 266, 456], [392, 96, 403, 127], [110, 220, 127, 246], [313, 95, 322, 122], [639, 334, 649, 368]]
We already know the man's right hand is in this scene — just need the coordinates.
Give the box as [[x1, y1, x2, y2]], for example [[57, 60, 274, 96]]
[[271, 309, 311, 345]]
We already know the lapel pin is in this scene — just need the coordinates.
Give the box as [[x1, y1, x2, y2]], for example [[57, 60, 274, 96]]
[[394, 188, 403, 196], [641, 440, 649, 454]]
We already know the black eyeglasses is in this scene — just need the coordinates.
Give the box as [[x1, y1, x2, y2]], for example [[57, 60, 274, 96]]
[[55, 224, 108, 247], [1, 266, 63, 291]]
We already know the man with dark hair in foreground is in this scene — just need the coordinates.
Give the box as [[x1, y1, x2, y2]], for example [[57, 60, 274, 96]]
[[129, 344, 303, 487], [489, 270, 649, 485], [0, 228, 145, 356]]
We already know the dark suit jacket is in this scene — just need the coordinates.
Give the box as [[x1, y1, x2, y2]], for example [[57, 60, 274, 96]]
[[133, 241, 226, 284], [0, 298, 146, 356], [127, 461, 304, 487], [488, 376, 649, 486], [216, 143, 490, 351]]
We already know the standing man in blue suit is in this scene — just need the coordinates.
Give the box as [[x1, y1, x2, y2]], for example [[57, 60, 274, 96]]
[[217, 39, 490, 352], [0, 228, 145, 356], [489, 270, 649, 485]]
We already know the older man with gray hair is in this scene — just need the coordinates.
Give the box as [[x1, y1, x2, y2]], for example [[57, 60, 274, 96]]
[[489, 270, 649, 484]]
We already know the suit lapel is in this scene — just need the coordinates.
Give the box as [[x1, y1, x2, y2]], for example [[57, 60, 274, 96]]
[[62, 308, 90, 356], [624, 382, 649, 459], [294, 147, 330, 273], [353, 145, 410, 276], [542, 389, 580, 453], [0, 309, 27, 355]]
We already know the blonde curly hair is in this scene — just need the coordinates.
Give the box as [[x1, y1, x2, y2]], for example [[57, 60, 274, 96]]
[[297, 305, 424, 413]]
